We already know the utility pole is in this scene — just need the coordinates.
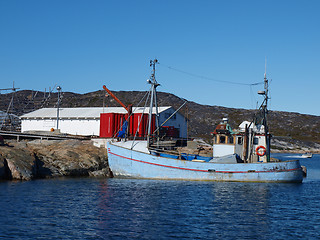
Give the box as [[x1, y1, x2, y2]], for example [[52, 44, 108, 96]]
[[56, 86, 61, 130]]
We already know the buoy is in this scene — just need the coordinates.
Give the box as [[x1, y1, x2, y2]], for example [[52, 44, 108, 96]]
[[256, 145, 266, 156]]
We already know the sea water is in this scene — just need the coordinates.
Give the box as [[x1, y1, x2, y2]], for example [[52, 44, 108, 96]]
[[0, 154, 320, 239]]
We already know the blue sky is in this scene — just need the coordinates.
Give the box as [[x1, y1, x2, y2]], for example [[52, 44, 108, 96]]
[[0, 0, 319, 116]]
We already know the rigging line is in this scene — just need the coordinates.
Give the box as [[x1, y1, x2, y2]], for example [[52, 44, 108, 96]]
[[152, 100, 187, 135], [160, 63, 264, 86], [250, 85, 258, 109], [0, 94, 14, 130], [131, 87, 152, 148], [112, 90, 150, 140]]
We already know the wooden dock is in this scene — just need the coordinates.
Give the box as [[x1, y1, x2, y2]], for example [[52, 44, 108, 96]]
[[0, 130, 90, 141]]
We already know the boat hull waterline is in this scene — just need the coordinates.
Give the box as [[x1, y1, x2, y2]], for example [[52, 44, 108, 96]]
[[107, 142, 303, 183]]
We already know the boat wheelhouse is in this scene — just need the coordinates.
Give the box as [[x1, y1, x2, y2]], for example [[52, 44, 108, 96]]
[[212, 118, 269, 163]]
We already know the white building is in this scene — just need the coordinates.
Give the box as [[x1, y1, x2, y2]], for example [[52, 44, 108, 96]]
[[20, 107, 188, 137]]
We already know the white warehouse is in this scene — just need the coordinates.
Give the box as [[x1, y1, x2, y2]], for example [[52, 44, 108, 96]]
[[20, 107, 188, 137]]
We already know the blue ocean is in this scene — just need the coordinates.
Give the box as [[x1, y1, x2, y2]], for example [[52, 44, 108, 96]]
[[1, 154, 320, 239]]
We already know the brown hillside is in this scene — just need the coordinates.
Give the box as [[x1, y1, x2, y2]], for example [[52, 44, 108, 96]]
[[1, 90, 319, 145]]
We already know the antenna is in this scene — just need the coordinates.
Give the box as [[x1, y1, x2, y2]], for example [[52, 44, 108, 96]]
[[263, 58, 270, 162], [264, 57, 267, 79], [264, 58, 269, 104], [0, 81, 20, 92]]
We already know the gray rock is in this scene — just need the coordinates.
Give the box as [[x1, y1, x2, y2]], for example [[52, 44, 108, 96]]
[[0, 139, 110, 181]]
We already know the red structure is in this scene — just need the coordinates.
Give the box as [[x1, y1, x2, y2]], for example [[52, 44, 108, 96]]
[[100, 113, 124, 138], [161, 126, 179, 138], [99, 113, 156, 138]]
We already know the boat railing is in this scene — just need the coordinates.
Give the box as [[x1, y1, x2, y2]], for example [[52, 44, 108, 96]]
[[148, 146, 213, 162]]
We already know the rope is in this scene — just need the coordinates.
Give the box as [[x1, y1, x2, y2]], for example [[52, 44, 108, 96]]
[[160, 63, 264, 86], [111, 90, 150, 140], [131, 88, 151, 149]]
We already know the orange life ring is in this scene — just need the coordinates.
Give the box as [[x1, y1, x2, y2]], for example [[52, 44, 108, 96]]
[[256, 146, 266, 156]]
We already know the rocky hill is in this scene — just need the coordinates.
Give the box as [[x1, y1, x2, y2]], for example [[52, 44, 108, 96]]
[[1, 89, 319, 151]]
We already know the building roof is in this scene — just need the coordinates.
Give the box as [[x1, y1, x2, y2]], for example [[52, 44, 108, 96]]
[[20, 107, 172, 120]]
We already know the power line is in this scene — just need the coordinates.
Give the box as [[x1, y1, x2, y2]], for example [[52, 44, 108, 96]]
[[160, 63, 264, 86]]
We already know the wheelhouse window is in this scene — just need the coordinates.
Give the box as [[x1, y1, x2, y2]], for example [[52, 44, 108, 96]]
[[253, 137, 259, 145], [228, 136, 234, 144], [237, 137, 243, 145], [220, 136, 226, 144]]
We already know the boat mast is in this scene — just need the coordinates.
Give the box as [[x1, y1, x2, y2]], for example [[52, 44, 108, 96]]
[[263, 71, 270, 162], [256, 60, 271, 162], [147, 59, 160, 147], [258, 62, 270, 162]]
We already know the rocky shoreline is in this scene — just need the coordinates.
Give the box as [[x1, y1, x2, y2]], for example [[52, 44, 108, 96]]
[[271, 136, 320, 154], [0, 139, 111, 181]]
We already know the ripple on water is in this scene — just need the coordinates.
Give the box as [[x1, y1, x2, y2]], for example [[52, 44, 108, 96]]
[[0, 154, 319, 239]]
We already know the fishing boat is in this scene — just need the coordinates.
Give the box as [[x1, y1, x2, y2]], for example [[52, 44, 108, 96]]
[[301, 152, 313, 158], [106, 59, 304, 183]]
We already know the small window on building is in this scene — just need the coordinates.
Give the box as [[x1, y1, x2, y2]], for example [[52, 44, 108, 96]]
[[237, 137, 243, 145], [228, 136, 234, 144], [220, 136, 226, 144], [253, 137, 259, 145]]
